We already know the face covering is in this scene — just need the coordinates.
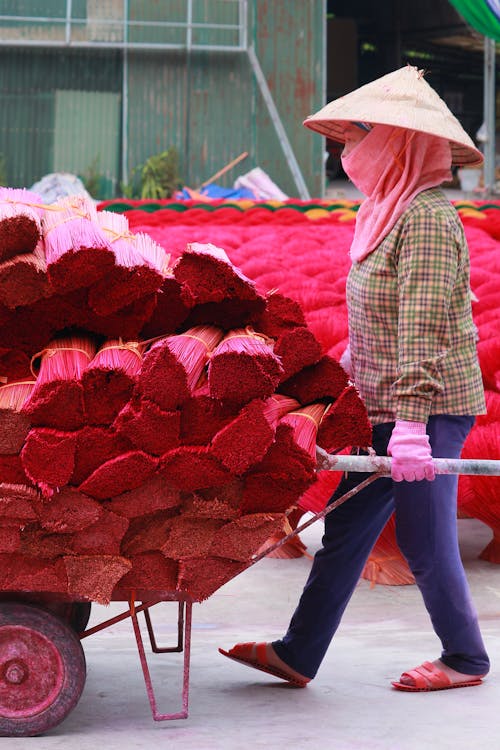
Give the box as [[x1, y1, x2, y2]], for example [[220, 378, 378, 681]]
[[341, 124, 453, 262]]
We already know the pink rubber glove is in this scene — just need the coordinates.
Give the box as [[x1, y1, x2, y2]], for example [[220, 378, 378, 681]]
[[387, 420, 435, 482]]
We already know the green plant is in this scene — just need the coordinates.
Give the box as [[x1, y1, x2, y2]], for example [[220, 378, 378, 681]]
[[81, 156, 103, 198], [140, 147, 181, 199]]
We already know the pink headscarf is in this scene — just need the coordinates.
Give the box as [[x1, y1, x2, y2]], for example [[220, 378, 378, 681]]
[[341, 124, 453, 263]]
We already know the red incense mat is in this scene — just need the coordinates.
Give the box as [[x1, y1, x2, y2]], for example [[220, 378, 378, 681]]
[[0, 380, 35, 454], [459, 422, 500, 562], [88, 212, 166, 315], [208, 327, 284, 405], [22, 335, 96, 430], [113, 395, 181, 456], [82, 339, 143, 425], [0, 240, 49, 309], [42, 196, 115, 293], [476, 336, 500, 392], [0, 187, 43, 262], [71, 510, 129, 556], [0, 347, 32, 381]]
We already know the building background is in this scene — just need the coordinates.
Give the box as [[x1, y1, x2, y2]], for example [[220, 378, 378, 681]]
[[0, 1, 496, 198]]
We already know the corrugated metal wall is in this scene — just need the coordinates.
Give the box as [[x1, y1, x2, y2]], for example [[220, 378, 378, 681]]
[[0, 1, 325, 198]]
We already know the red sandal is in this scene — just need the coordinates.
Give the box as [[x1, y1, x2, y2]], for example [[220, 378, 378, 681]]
[[392, 661, 484, 692], [219, 642, 310, 688]]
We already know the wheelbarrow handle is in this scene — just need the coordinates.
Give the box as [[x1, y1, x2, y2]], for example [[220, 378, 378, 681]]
[[316, 447, 500, 476]]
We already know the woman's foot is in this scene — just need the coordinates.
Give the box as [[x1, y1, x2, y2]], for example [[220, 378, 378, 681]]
[[393, 659, 486, 691], [219, 641, 310, 686]]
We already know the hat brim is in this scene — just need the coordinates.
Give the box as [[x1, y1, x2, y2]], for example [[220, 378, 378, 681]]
[[303, 118, 483, 168]]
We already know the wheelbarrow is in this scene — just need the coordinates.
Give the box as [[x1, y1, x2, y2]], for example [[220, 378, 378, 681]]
[[1, 452, 499, 737]]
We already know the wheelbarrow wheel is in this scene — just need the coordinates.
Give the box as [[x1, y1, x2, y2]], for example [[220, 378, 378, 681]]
[[0, 601, 86, 737]]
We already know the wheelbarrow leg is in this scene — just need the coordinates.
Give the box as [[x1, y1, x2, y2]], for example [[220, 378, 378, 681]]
[[143, 601, 184, 653], [131, 599, 192, 721]]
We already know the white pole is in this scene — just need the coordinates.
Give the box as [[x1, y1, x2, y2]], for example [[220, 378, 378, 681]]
[[483, 36, 496, 194]]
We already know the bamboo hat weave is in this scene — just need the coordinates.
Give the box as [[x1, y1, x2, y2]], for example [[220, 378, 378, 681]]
[[303, 65, 483, 167]]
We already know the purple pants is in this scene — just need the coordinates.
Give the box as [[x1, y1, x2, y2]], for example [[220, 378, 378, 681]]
[[273, 415, 490, 679]]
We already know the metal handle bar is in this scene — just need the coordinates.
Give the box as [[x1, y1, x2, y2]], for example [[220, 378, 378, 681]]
[[316, 447, 500, 476]]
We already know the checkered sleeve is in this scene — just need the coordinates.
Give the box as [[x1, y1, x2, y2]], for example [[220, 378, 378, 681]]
[[392, 208, 459, 422]]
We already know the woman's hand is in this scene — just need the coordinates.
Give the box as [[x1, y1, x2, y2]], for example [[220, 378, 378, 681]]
[[387, 420, 435, 482]]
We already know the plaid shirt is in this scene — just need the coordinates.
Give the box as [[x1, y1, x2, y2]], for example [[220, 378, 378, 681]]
[[346, 188, 486, 424]]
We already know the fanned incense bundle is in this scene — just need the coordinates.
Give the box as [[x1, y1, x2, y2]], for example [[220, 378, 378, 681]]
[[165, 325, 224, 391], [121, 511, 175, 557], [161, 516, 225, 559], [477, 336, 500, 391], [0, 380, 35, 454], [63, 554, 131, 605], [0, 187, 44, 262], [177, 556, 247, 602], [21, 428, 77, 493], [0, 240, 49, 309], [0, 454, 32, 485], [113, 395, 181, 455], [262, 393, 301, 426], [116, 552, 178, 594], [139, 273, 191, 339], [88, 213, 166, 315], [159, 446, 231, 491], [274, 326, 323, 381], [211, 399, 276, 475], [180, 378, 236, 444], [71, 426, 132, 486], [317, 385, 373, 452], [174, 242, 266, 327], [0, 347, 32, 381], [108, 476, 181, 518], [42, 195, 115, 293], [0, 554, 68, 593], [211, 513, 286, 562], [0, 483, 38, 523], [34, 486, 102, 534], [208, 327, 284, 405], [78, 450, 157, 500], [71, 510, 129, 556], [279, 354, 349, 405], [82, 339, 143, 425], [279, 402, 326, 458], [362, 515, 415, 586], [23, 335, 96, 430], [256, 291, 306, 337], [138, 325, 223, 410]]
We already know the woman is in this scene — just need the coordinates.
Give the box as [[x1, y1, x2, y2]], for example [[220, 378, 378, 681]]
[[219, 65, 490, 692]]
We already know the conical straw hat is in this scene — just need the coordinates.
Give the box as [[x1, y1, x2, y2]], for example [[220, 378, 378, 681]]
[[304, 65, 483, 167]]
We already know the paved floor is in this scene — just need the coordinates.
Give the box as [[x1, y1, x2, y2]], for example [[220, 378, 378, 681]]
[[8, 517, 498, 750]]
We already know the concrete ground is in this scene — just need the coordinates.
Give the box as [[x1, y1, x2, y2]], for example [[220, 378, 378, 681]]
[[6, 517, 498, 750]]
